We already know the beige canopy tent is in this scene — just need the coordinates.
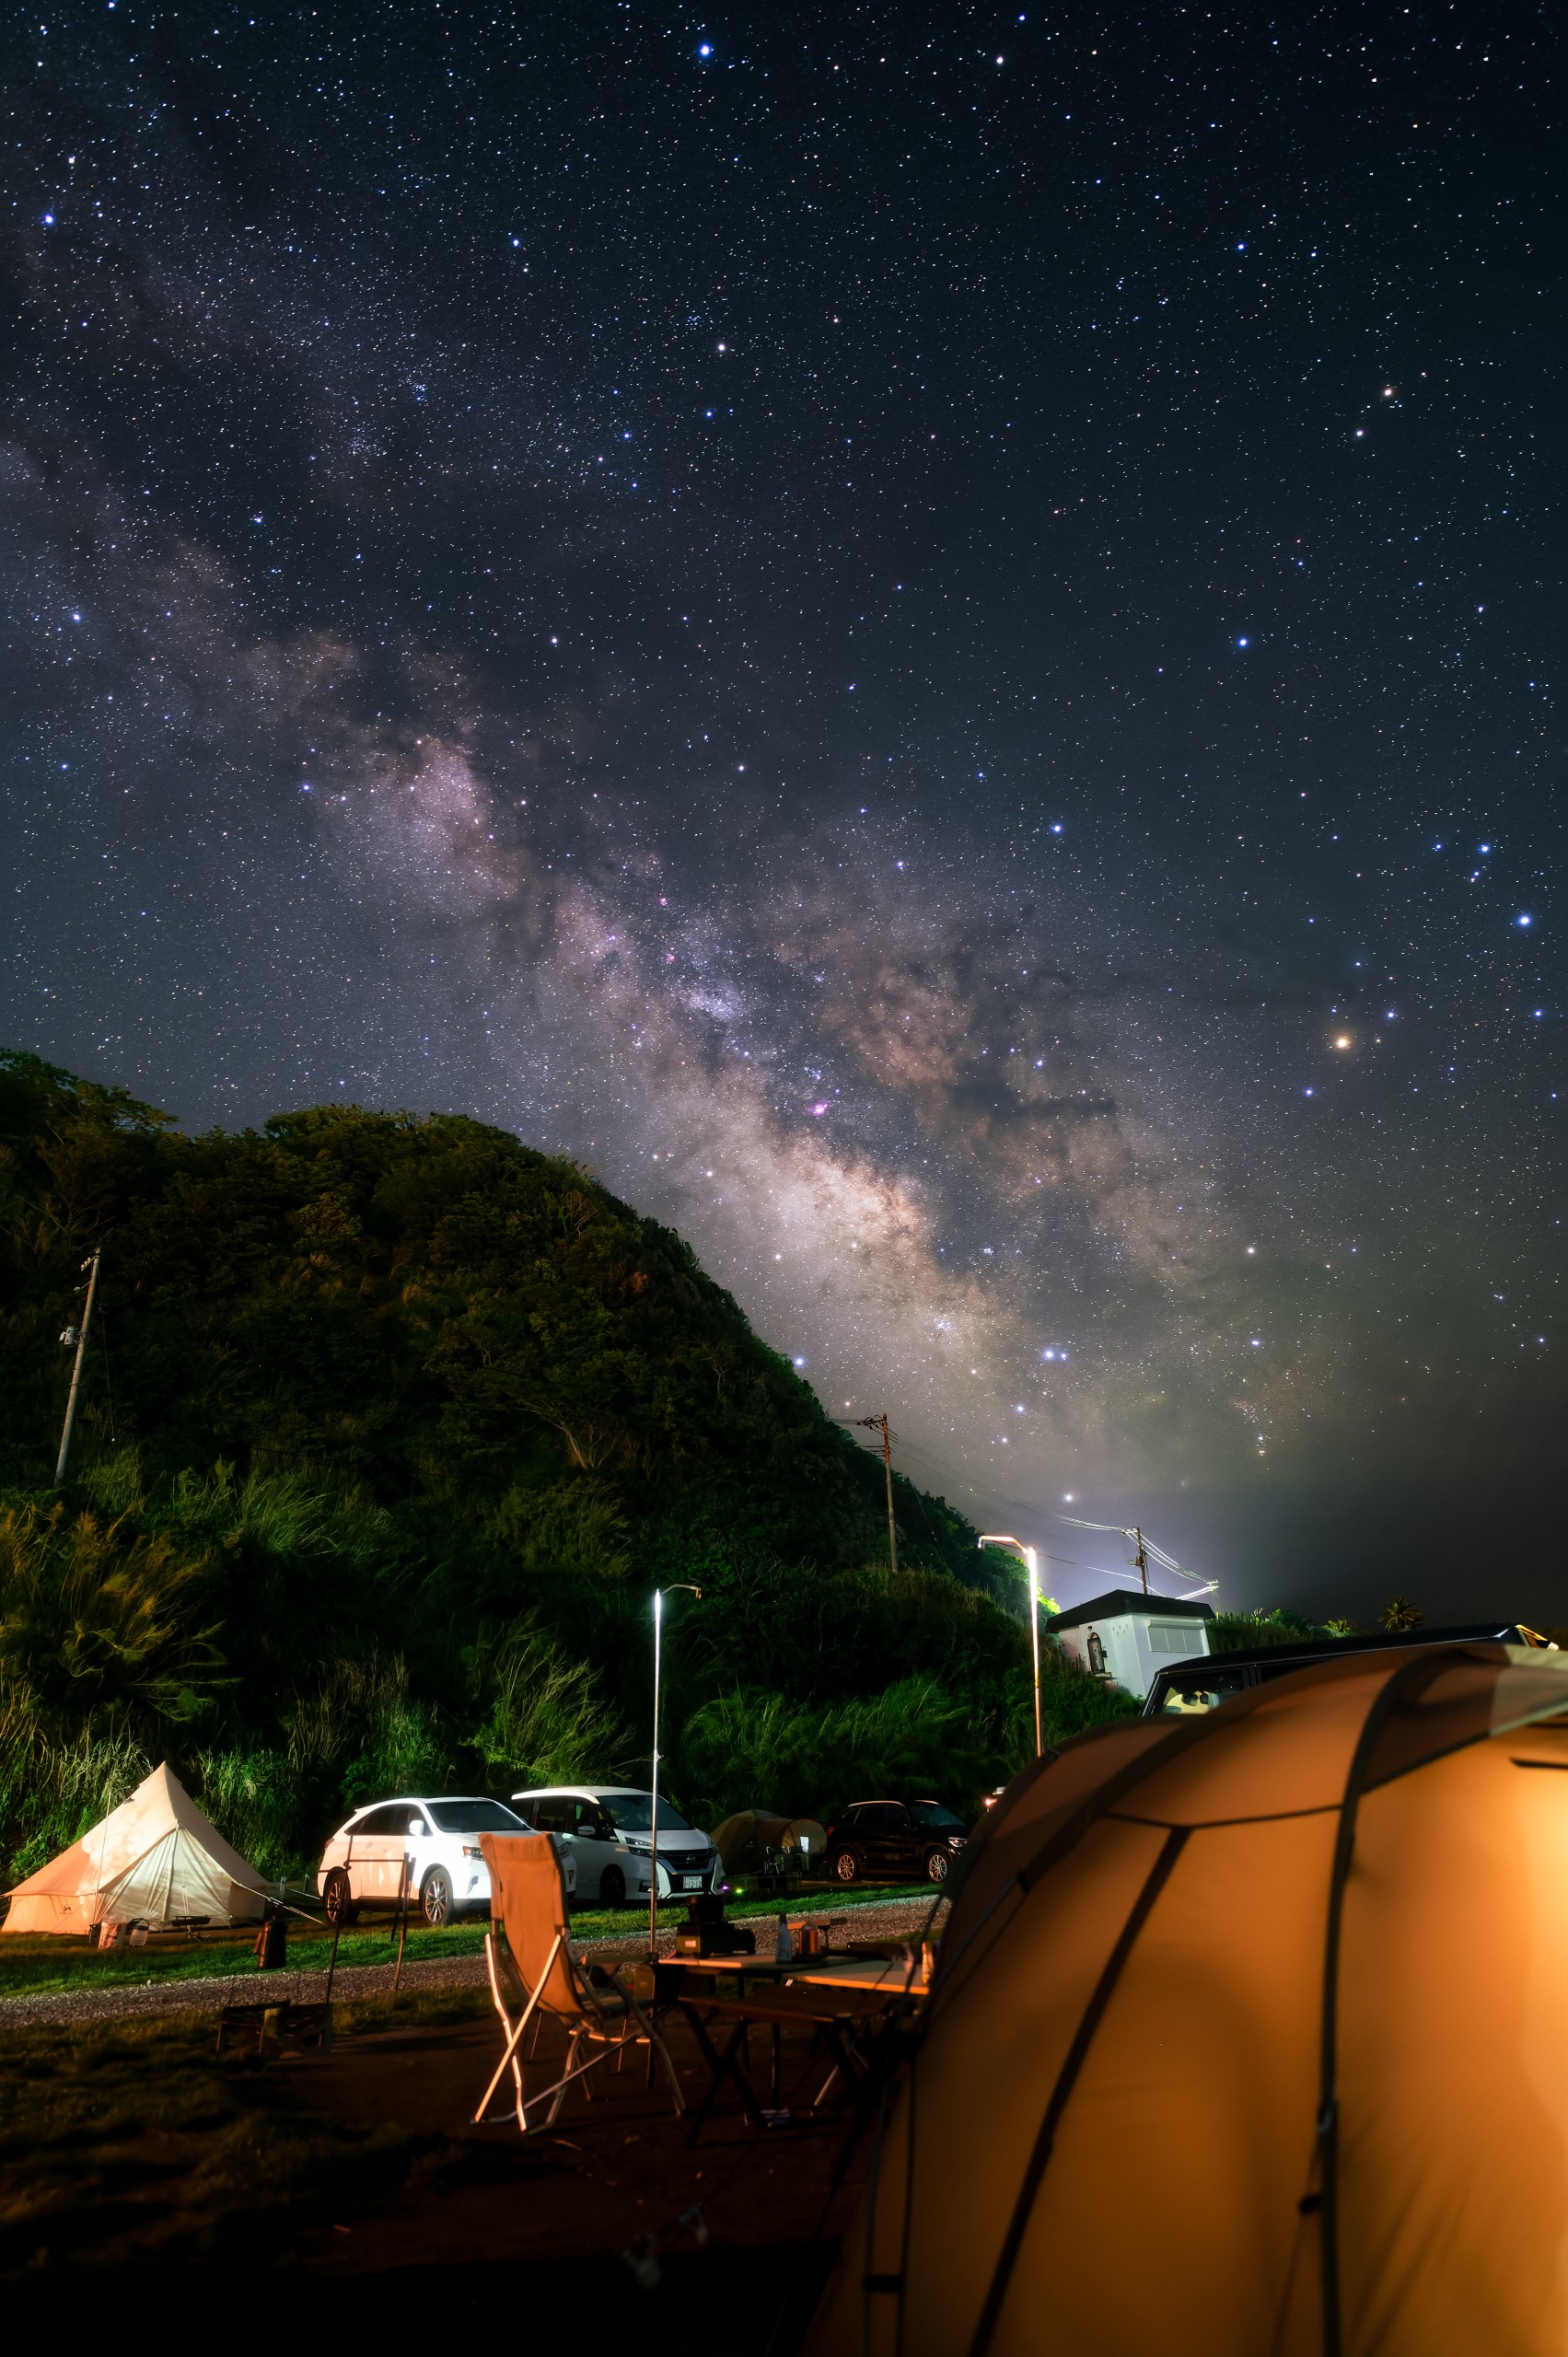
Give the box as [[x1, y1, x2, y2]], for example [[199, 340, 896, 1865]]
[[808, 1642, 1568, 2357], [2, 1762, 270, 1935], [711, 1811, 828, 1877]]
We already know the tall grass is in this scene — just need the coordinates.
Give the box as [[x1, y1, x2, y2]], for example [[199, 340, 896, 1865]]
[[157, 1458, 398, 1566], [677, 1674, 997, 1824], [0, 1498, 224, 1725], [0, 1712, 150, 1886], [467, 1612, 631, 1788], [677, 1644, 1138, 1827]]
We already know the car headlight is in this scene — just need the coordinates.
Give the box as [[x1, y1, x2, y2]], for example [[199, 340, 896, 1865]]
[[462, 1844, 484, 1859]]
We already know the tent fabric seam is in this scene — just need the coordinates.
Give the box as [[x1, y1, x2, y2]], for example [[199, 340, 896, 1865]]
[[965, 1823, 1191, 2357], [1107, 1803, 1343, 1831], [1315, 1648, 1458, 2357], [932, 1679, 1304, 2017]]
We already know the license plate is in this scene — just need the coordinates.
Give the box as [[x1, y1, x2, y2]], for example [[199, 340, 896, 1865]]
[[679, 1874, 703, 1889]]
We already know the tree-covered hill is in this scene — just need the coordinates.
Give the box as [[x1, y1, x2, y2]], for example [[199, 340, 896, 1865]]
[[0, 1050, 1128, 1884]]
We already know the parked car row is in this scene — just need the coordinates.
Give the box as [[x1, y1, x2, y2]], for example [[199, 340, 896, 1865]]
[[318, 1784, 725, 1923], [317, 1783, 971, 1922]]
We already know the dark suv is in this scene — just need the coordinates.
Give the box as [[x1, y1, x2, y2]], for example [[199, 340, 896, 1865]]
[[825, 1798, 968, 1886], [1144, 1620, 1539, 1716]]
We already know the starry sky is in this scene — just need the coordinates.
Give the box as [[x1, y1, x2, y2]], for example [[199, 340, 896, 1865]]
[[4, 2, 1564, 1620]]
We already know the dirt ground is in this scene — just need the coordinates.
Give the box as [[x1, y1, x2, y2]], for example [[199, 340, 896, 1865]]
[[1, 1988, 886, 2346]]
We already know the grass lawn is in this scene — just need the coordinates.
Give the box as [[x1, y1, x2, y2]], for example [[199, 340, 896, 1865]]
[[0, 1919, 491, 1999], [0, 1880, 935, 2002]]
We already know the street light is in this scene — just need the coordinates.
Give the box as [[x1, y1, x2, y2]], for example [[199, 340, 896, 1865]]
[[980, 1534, 1044, 1758], [649, 1583, 701, 1960]]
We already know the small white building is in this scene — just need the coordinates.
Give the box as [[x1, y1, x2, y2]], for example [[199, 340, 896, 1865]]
[[1048, 1589, 1214, 1702]]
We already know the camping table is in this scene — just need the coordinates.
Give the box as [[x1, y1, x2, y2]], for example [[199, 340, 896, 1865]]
[[657, 1956, 924, 2146], [786, 1956, 930, 2000]]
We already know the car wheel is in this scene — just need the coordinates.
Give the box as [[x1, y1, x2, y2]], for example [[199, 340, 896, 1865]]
[[923, 1847, 949, 1885], [832, 1848, 860, 1884], [599, 1865, 626, 1908], [421, 1867, 454, 1927], [322, 1867, 358, 1927]]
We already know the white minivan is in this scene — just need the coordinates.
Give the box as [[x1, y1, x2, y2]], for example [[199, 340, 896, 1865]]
[[511, 1786, 719, 1906], [318, 1794, 575, 1926]]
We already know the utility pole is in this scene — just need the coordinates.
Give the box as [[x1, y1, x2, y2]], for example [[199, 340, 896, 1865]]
[[842, 1414, 898, 1574], [1133, 1527, 1149, 1596], [54, 1250, 101, 1486], [877, 1414, 898, 1577]]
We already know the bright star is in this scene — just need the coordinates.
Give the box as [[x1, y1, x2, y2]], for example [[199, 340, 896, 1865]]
[[1518, 914, 1533, 927]]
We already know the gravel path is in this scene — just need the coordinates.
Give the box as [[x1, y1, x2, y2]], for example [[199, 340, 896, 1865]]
[[0, 1895, 944, 2030]]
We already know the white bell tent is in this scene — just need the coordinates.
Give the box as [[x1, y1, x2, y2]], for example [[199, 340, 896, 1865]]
[[2, 1761, 271, 1935]]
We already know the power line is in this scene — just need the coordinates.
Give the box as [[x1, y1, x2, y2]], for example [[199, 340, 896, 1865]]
[[1054, 1512, 1219, 1604]]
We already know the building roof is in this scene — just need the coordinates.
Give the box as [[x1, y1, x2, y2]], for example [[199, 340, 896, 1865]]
[[1046, 1588, 1215, 1633]]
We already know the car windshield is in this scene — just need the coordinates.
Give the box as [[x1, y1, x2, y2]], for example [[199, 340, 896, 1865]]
[[424, 1799, 527, 1834], [1157, 1669, 1249, 1714], [909, 1801, 965, 1829], [598, 1793, 694, 1835]]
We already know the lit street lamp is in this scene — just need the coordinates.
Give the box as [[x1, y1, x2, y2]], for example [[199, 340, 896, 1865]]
[[648, 1583, 701, 1959], [979, 1534, 1044, 1758]]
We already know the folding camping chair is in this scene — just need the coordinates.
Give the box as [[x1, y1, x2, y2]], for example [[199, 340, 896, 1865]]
[[473, 1832, 684, 2133]]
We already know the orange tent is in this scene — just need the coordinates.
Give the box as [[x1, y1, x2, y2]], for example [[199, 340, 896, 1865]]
[[807, 1643, 1568, 2356], [711, 1811, 829, 1877]]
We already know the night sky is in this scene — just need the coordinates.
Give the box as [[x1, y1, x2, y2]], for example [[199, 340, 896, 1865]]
[[5, 3, 1564, 1620]]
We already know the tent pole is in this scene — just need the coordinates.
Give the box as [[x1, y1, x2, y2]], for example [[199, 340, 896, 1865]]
[[392, 1853, 411, 1990]]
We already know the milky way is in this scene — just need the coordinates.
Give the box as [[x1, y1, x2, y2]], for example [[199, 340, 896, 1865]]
[[3, 4, 1563, 1618]]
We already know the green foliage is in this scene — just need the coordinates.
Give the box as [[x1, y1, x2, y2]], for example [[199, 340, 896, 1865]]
[[0, 1501, 225, 1727], [0, 1051, 1122, 1885], [0, 1714, 150, 1886], [465, 1612, 632, 1788], [675, 1650, 1137, 1827], [1210, 1608, 1333, 1653], [678, 1676, 993, 1826]]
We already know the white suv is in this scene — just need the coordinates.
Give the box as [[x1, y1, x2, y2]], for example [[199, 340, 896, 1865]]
[[511, 1786, 719, 1906], [318, 1795, 575, 1927]]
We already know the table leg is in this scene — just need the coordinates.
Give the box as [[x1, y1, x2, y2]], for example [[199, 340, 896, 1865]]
[[680, 2005, 769, 2145]]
